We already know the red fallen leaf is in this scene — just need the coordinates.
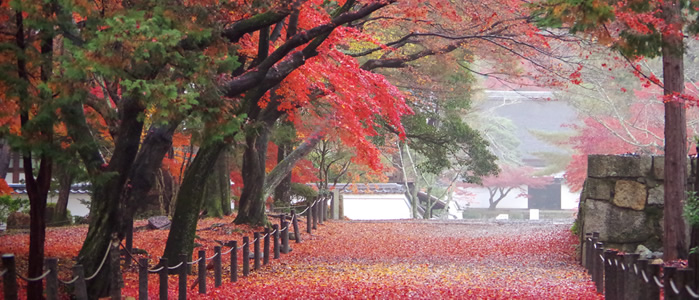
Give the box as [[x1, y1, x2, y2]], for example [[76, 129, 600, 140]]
[[0, 216, 602, 299]]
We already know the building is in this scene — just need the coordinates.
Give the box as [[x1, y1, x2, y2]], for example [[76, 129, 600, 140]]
[[338, 183, 412, 220]]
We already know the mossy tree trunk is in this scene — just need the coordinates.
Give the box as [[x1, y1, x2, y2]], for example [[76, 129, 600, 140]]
[[77, 95, 145, 298], [273, 143, 292, 205], [162, 141, 225, 264], [203, 150, 231, 217], [121, 123, 180, 231], [234, 122, 271, 226]]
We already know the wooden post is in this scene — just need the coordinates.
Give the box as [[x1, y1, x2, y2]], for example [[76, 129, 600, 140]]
[[590, 235, 599, 276], [242, 237, 250, 277], [306, 202, 312, 234], [684, 265, 699, 299], [584, 233, 592, 269], [319, 198, 325, 224], [332, 189, 339, 219], [646, 262, 662, 300], [604, 249, 618, 300], [273, 225, 280, 259], [178, 254, 187, 300], [664, 266, 678, 300], [615, 253, 625, 299], [312, 200, 318, 230], [214, 246, 222, 288], [282, 221, 290, 254], [676, 268, 694, 299], [198, 250, 206, 294], [158, 258, 168, 300], [2, 254, 17, 300], [636, 259, 649, 300], [138, 258, 148, 300], [623, 254, 640, 300], [292, 210, 301, 243], [254, 232, 261, 270], [72, 265, 88, 300], [593, 242, 604, 294], [110, 239, 122, 300], [45, 258, 58, 300], [230, 241, 238, 283], [263, 228, 270, 265], [125, 221, 134, 267]]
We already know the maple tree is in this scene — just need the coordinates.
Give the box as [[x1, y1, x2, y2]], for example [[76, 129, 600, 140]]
[[0, 0, 648, 297], [532, 0, 699, 260], [556, 45, 698, 191], [161, 0, 410, 271]]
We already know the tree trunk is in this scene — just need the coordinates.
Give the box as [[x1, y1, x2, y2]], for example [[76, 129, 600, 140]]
[[53, 165, 73, 225], [274, 143, 292, 205], [121, 123, 180, 229], [162, 141, 225, 264], [25, 156, 51, 300], [78, 96, 145, 298], [410, 182, 419, 218], [263, 131, 323, 198], [203, 149, 231, 217], [661, 0, 688, 261], [219, 151, 232, 216], [24, 7, 55, 298], [234, 124, 270, 226], [0, 141, 10, 180], [423, 187, 433, 219]]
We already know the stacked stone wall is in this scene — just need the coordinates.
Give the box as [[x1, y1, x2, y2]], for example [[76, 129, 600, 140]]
[[577, 154, 698, 253]]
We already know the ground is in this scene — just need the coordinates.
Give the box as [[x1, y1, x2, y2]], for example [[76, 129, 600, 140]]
[[0, 217, 602, 299]]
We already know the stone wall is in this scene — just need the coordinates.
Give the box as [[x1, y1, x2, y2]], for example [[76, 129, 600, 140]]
[[577, 154, 698, 253]]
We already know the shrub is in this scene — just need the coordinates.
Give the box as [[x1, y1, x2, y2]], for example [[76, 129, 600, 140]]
[[0, 195, 29, 223]]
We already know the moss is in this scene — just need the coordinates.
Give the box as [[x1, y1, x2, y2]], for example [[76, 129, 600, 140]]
[[571, 218, 580, 235], [644, 205, 663, 221]]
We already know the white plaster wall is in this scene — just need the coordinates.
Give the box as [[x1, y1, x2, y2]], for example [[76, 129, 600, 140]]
[[11, 193, 90, 216], [560, 184, 580, 210], [452, 186, 528, 209], [343, 194, 412, 220], [445, 202, 463, 219], [4, 173, 25, 184]]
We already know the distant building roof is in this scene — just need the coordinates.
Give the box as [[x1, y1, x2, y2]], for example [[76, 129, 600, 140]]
[[337, 183, 407, 194], [9, 183, 91, 195], [485, 90, 554, 100]]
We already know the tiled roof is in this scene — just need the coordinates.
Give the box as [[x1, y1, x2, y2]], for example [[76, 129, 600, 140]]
[[339, 183, 407, 194], [9, 183, 91, 194]]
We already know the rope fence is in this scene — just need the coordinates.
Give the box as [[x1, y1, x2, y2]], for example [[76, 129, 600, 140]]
[[582, 231, 699, 299], [0, 196, 332, 300]]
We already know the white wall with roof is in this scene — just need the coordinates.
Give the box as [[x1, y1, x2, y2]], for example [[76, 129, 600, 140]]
[[453, 185, 529, 209], [342, 194, 412, 220]]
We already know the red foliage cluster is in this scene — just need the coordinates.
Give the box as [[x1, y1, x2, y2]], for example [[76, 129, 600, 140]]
[[0, 217, 601, 299], [0, 179, 13, 195]]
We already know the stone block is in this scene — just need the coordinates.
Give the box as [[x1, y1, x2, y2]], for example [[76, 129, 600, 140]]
[[588, 155, 652, 178], [653, 156, 695, 180], [583, 178, 613, 200], [582, 199, 651, 244], [652, 156, 664, 180], [147, 216, 171, 230], [648, 185, 664, 206], [613, 180, 647, 210]]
